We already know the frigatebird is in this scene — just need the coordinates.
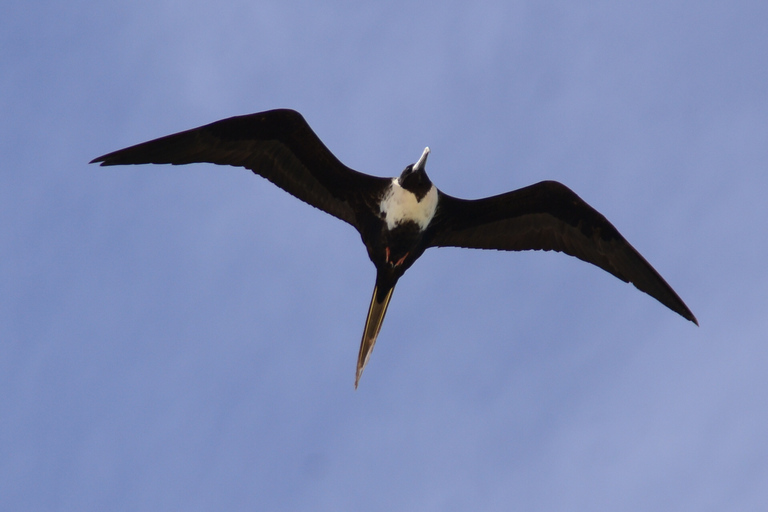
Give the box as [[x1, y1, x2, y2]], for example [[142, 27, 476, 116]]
[[91, 108, 697, 387]]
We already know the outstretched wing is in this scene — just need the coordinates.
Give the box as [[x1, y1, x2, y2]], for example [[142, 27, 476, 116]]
[[91, 109, 390, 229], [428, 180, 697, 324]]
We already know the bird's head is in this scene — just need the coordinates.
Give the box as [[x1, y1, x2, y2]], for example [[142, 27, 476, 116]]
[[399, 147, 432, 199]]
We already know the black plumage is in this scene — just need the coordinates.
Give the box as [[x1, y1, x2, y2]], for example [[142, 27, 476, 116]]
[[92, 108, 697, 387]]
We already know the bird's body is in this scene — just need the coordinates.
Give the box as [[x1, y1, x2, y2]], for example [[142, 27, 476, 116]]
[[91, 108, 697, 387]]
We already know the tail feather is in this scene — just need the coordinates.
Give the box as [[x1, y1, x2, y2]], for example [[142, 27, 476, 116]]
[[355, 284, 395, 388]]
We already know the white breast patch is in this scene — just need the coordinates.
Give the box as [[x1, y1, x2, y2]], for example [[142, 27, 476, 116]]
[[379, 178, 438, 231]]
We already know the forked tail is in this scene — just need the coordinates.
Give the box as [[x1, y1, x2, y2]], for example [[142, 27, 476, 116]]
[[355, 284, 395, 388]]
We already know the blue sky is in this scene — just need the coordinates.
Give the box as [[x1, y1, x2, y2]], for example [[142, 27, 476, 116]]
[[2, 1, 767, 510]]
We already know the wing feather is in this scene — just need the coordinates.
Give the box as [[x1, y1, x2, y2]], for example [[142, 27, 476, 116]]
[[91, 109, 389, 228], [428, 181, 697, 324]]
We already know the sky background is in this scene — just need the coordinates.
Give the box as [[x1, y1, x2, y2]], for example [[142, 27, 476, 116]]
[[2, 1, 767, 510]]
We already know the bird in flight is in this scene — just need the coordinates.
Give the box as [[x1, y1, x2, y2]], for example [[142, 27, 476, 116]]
[[91, 109, 697, 388]]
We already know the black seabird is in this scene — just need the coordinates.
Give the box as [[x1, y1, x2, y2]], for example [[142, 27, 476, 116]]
[[91, 108, 698, 387]]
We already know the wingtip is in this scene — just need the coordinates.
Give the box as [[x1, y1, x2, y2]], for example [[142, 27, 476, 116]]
[[677, 302, 698, 326], [673, 306, 698, 326], [89, 154, 112, 166], [665, 301, 698, 326]]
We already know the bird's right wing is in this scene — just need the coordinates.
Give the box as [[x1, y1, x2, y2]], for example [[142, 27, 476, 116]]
[[428, 181, 697, 324], [91, 109, 390, 230]]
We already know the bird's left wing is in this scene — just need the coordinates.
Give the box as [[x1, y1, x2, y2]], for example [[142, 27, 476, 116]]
[[91, 109, 390, 230], [427, 180, 697, 324]]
